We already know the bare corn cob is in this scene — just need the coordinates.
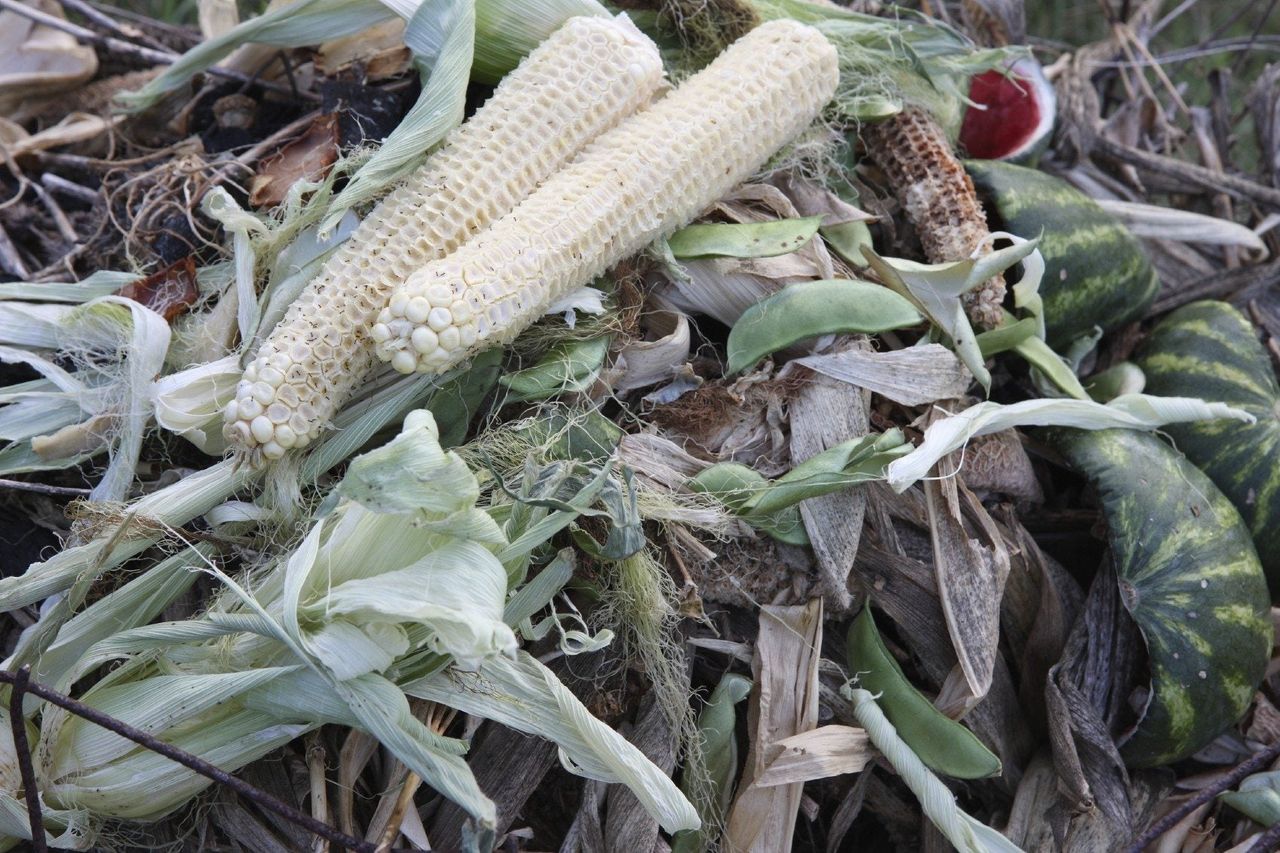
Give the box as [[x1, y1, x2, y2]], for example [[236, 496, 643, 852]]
[[373, 20, 839, 375], [862, 107, 1005, 329], [223, 16, 665, 462]]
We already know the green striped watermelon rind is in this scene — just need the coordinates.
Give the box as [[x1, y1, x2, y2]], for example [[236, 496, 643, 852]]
[[964, 160, 1160, 347], [1046, 427, 1271, 769], [1135, 300, 1280, 593]]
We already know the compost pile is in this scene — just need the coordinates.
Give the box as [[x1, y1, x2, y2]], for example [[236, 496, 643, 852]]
[[0, 0, 1278, 850]]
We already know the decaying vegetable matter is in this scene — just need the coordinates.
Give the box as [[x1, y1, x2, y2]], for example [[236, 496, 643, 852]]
[[1, 0, 1279, 850]]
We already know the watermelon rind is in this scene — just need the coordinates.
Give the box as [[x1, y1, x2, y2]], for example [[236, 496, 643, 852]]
[[1046, 427, 1270, 768], [965, 160, 1160, 347], [1135, 300, 1280, 592]]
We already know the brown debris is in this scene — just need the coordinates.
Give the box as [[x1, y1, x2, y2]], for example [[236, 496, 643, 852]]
[[248, 112, 340, 208], [116, 255, 200, 321]]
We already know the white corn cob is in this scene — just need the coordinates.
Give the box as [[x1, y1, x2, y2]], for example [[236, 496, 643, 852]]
[[224, 16, 665, 461], [373, 20, 839, 375]]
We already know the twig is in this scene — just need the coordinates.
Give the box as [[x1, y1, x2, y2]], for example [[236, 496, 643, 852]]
[[375, 772, 422, 853], [85, 0, 197, 41], [1152, 258, 1280, 315], [0, 221, 29, 279], [40, 174, 100, 206], [0, 0, 318, 102], [9, 668, 46, 853], [55, 0, 168, 52], [1249, 816, 1280, 851], [0, 479, 92, 498], [1124, 738, 1280, 852], [1094, 134, 1280, 210], [0, 668, 377, 853]]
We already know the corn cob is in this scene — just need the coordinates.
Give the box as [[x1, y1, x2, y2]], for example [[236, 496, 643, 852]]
[[862, 107, 1005, 329], [373, 20, 839, 375], [223, 16, 665, 462]]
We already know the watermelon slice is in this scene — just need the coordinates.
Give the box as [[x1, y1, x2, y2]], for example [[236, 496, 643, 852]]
[[959, 58, 1056, 163]]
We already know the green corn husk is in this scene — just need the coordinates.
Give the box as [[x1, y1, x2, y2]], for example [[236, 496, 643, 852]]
[[5, 410, 697, 847]]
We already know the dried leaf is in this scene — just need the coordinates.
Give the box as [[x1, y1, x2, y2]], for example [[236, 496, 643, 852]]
[[754, 726, 874, 787], [249, 113, 341, 208], [725, 600, 823, 852], [116, 257, 200, 322], [790, 345, 871, 609], [1095, 199, 1268, 254], [0, 0, 96, 112], [0, 112, 118, 158], [317, 17, 412, 80], [955, 430, 1042, 502], [614, 308, 691, 392], [793, 343, 973, 406], [923, 421, 1011, 701]]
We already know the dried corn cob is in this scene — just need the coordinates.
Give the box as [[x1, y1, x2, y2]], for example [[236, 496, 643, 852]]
[[862, 107, 1005, 329], [223, 16, 665, 462], [373, 20, 839, 375]]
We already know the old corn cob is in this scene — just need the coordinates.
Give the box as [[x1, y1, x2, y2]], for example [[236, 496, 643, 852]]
[[223, 16, 665, 462], [862, 107, 1005, 329], [373, 20, 839, 375]]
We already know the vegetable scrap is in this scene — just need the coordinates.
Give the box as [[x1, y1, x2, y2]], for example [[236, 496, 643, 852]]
[[0, 0, 1278, 850]]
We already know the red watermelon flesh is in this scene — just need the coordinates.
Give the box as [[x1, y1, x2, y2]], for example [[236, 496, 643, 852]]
[[960, 59, 1055, 161]]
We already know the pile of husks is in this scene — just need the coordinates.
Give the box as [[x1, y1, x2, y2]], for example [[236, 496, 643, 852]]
[[0, 0, 1278, 850]]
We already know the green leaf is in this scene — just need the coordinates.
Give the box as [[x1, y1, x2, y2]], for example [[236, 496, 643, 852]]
[[820, 219, 874, 268], [1012, 333, 1090, 400], [667, 216, 824, 260], [672, 672, 753, 853], [975, 317, 1037, 357], [726, 279, 922, 374], [687, 432, 909, 544], [847, 608, 1001, 779], [1221, 771, 1280, 827], [499, 336, 610, 403], [687, 463, 808, 545]]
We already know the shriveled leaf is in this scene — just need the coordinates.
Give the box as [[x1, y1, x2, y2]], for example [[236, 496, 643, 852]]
[[886, 394, 1254, 492], [403, 651, 700, 834], [725, 601, 823, 851], [754, 725, 874, 786], [793, 343, 973, 406]]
